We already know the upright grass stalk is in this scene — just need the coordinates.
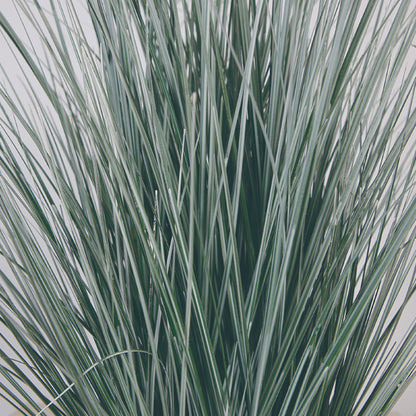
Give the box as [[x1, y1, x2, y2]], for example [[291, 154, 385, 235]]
[[1, 0, 416, 415]]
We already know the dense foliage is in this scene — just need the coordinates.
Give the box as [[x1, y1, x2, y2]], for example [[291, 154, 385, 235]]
[[1, 1, 416, 415]]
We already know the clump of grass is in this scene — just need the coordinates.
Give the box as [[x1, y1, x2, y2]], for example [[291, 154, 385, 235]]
[[1, 1, 416, 415]]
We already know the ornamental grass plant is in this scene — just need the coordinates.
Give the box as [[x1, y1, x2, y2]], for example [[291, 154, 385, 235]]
[[1, 0, 416, 415]]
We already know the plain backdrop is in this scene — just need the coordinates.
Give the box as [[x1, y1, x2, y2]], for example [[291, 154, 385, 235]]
[[0, 1, 416, 415]]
